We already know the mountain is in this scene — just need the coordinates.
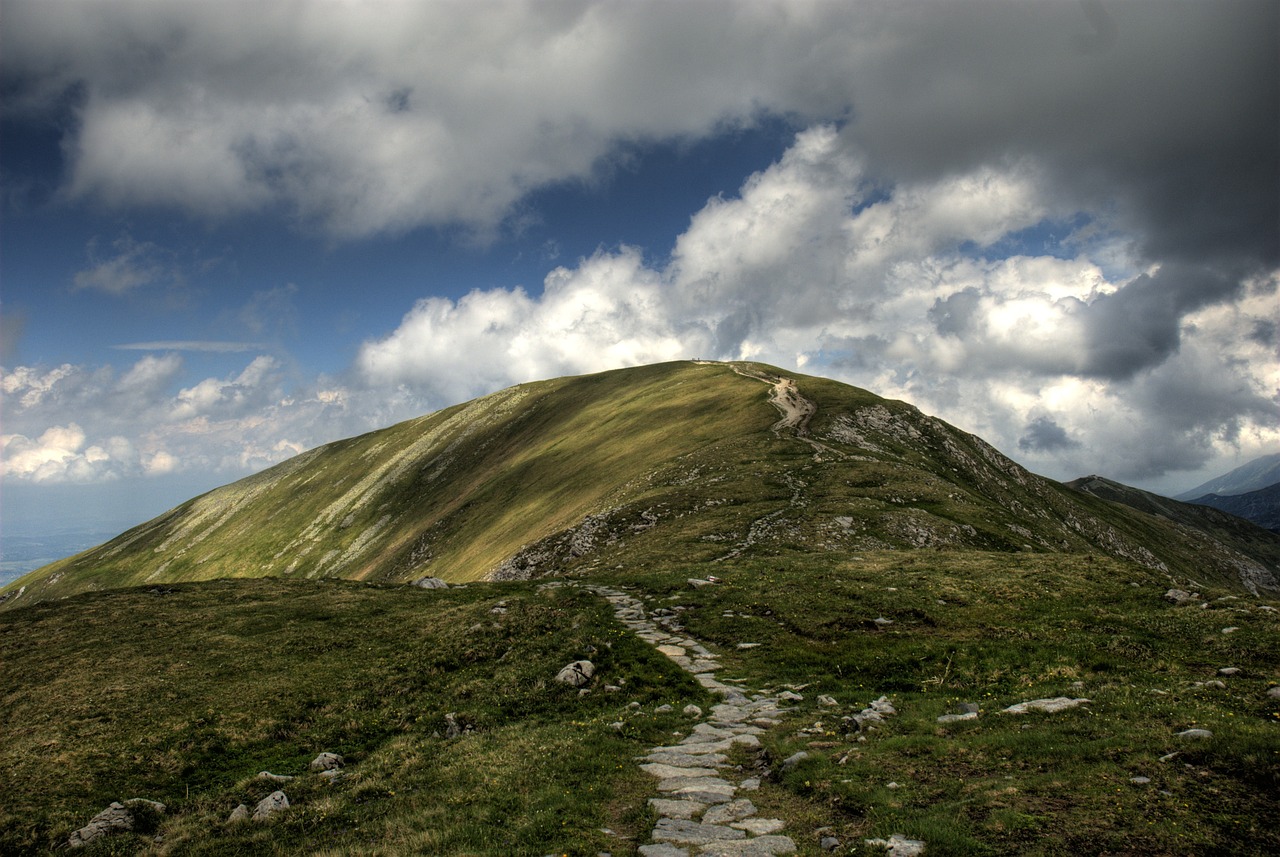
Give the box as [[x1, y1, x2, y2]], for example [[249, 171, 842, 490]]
[[3, 361, 1278, 855], [1189, 482, 1280, 533], [1066, 474, 1280, 574], [1175, 452, 1280, 500], [5, 360, 1277, 609]]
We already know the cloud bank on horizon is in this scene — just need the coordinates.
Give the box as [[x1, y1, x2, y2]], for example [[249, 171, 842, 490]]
[[1, 0, 1277, 502]]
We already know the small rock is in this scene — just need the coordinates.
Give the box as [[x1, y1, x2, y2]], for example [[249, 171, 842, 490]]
[[736, 642, 761, 649], [733, 818, 786, 835], [252, 791, 289, 821], [68, 800, 166, 849], [683, 704, 703, 718], [687, 578, 714, 588], [256, 771, 294, 783], [226, 804, 250, 824], [955, 702, 980, 714], [865, 834, 927, 856], [780, 751, 810, 774], [821, 836, 841, 852], [817, 695, 839, 707], [936, 712, 978, 724], [739, 777, 761, 790], [1202, 680, 1226, 689], [318, 769, 344, 783], [412, 576, 448, 589], [1176, 728, 1213, 740], [555, 660, 596, 687], [869, 696, 896, 715], [777, 691, 804, 701], [1164, 589, 1197, 604], [1218, 667, 1242, 676], [655, 704, 674, 713], [1130, 776, 1151, 785], [1221, 627, 1239, 634], [873, 617, 894, 626], [310, 752, 344, 772], [1159, 752, 1179, 762], [1002, 697, 1090, 715], [1268, 687, 1280, 699], [887, 781, 901, 789]]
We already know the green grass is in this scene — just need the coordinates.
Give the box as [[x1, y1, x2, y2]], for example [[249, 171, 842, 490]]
[[592, 551, 1280, 855], [2, 550, 1277, 854], [0, 577, 711, 855]]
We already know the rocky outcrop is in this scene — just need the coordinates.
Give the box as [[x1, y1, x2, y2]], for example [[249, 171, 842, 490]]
[[68, 799, 165, 849]]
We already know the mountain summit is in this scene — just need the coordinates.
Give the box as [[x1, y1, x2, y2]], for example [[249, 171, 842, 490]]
[[4, 361, 1277, 607]]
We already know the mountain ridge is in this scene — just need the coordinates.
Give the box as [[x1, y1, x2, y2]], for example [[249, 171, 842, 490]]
[[1175, 453, 1280, 500], [1188, 482, 1280, 534], [5, 360, 1277, 608]]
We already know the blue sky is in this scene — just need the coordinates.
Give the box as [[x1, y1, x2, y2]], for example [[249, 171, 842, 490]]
[[2, 0, 1278, 547]]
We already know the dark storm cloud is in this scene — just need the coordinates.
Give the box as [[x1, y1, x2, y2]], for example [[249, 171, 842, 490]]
[[840, 0, 1278, 268], [1079, 264, 1239, 380], [1018, 416, 1079, 453]]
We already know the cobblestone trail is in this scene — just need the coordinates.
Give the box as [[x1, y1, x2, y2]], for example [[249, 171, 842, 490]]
[[543, 581, 799, 856]]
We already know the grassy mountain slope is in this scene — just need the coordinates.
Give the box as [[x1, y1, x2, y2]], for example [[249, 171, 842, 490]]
[[5, 361, 1277, 609], [1068, 475, 1280, 577], [1190, 483, 1280, 534], [3, 361, 1279, 854]]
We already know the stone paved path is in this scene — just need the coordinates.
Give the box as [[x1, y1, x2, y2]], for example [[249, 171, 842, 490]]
[[542, 581, 799, 856]]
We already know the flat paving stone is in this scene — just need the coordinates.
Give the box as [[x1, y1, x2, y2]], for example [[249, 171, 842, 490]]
[[658, 776, 736, 795], [652, 818, 747, 845], [642, 762, 719, 779], [639, 844, 689, 857], [697, 836, 797, 856], [644, 751, 730, 768], [648, 798, 707, 820], [702, 799, 757, 825]]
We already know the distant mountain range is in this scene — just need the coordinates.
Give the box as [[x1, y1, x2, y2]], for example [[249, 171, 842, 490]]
[[1186, 483, 1280, 534], [1165, 453, 1280, 534], [5, 360, 1278, 608], [1175, 453, 1280, 500]]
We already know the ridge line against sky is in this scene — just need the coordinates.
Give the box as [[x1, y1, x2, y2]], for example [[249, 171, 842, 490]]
[[1, 0, 1277, 539]]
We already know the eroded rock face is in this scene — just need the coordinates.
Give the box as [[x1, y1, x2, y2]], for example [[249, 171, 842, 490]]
[[555, 660, 595, 687], [412, 576, 448, 589]]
